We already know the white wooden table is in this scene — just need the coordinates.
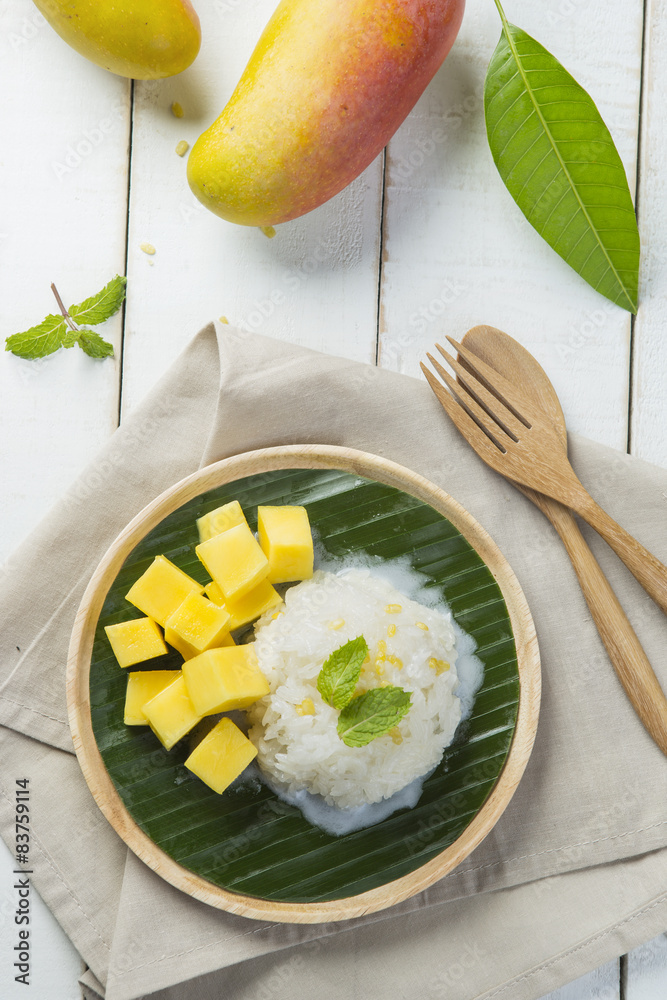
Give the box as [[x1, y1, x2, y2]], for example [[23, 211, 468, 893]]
[[1, 0, 666, 996]]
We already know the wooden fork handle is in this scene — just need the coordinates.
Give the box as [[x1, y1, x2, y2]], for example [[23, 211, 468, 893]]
[[543, 500, 667, 755], [570, 497, 667, 617]]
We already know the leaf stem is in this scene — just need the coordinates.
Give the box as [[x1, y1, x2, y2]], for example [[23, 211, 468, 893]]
[[50, 283, 79, 332], [491, 0, 511, 35]]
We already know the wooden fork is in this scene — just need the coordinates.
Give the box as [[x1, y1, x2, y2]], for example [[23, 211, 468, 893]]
[[421, 336, 667, 617]]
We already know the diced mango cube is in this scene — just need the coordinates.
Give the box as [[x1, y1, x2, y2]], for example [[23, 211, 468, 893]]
[[165, 593, 231, 653], [257, 506, 314, 583], [205, 581, 225, 606], [196, 522, 269, 601], [125, 556, 204, 627], [124, 670, 180, 725], [182, 645, 269, 716], [185, 718, 257, 794], [104, 617, 167, 668], [226, 580, 283, 630], [164, 627, 200, 661], [144, 673, 202, 749], [165, 624, 235, 661], [205, 578, 282, 630], [196, 500, 248, 543]]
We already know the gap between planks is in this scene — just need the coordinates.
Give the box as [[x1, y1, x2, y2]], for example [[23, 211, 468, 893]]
[[627, 0, 651, 457], [117, 78, 135, 428], [375, 147, 388, 367]]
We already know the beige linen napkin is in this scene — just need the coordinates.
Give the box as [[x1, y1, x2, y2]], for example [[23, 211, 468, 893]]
[[1, 322, 666, 1000]]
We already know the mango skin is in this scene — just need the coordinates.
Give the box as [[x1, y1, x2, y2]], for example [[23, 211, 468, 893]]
[[33, 0, 201, 80], [187, 0, 465, 227]]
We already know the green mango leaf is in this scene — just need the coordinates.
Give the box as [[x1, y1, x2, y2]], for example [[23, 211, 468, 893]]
[[484, 7, 639, 312]]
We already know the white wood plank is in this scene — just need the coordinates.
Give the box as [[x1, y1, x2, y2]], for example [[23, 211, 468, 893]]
[[379, 0, 644, 451], [539, 960, 620, 1000], [0, 838, 83, 999], [0, 0, 658, 996], [626, 933, 667, 998], [120, 0, 383, 416], [630, 0, 667, 467], [0, 0, 130, 562]]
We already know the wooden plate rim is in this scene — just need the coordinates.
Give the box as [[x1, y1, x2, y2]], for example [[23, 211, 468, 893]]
[[67, 444, 541, 924]]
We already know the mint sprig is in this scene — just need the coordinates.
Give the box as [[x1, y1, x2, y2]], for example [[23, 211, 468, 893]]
[[5, 275, 126, 360], [337, 686, 411, 748], [317, 635, 368, 710]]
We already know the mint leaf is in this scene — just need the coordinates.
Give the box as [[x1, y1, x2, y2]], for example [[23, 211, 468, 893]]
[[69, 275, 127, 326], [76, 329, 114, 358], [337, 686, 411, 747], [5, 276, 124, 361], [5, 314, 67, 359], [317, 635, 368, 709], [61, 329, 79, 348]]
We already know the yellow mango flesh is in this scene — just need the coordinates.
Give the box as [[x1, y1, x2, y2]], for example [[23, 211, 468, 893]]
[[196, 500, 248, 543], [204, 581, 225, 606], [196, 522, 269, 602], [104, 617, 167, 668], [124, 670, 180, 725], [164, 627, 200, 661], [182, 645, 269, 716], [185, 718, 257, 794], [257, 505, 314, 584], [165, 593, 231, 653], [165, 626, 235, 660], [125, 555, 204, 627], [144, 673, 201, 749], [33, 0, 201, 80], [206, 578, 282, 631], [187, 0, 464, 226]]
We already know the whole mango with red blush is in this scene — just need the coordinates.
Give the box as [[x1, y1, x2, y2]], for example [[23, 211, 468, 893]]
[[187, 0, 465, 227]]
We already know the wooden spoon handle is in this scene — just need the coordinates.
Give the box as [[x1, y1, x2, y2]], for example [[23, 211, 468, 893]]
[[570, 496, 667, 616], [546, 502, 667, 755]]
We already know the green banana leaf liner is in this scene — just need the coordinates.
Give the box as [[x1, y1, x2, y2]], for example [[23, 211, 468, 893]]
[[90, 468, 519, 904]]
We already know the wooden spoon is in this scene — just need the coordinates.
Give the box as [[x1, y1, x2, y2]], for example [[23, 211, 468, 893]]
[[460, 324, 667, 756]]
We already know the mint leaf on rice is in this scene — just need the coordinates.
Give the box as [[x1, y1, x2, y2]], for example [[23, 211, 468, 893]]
[[337, 686, 411, 748], [317, 635, 368, 710]]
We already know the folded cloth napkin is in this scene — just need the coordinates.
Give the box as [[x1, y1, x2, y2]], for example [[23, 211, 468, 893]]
[[1, 322, 666, 1000]]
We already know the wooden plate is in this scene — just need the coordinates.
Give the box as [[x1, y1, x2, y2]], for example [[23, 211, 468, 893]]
[[67, 445, 540, 923]]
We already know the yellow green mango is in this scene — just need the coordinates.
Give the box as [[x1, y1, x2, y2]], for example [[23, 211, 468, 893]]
[[187, 0, 465, 227], [33, 0, 201, 79]]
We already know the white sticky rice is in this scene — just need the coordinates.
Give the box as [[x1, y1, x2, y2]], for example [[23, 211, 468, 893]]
[[247, 568, 464, 811]]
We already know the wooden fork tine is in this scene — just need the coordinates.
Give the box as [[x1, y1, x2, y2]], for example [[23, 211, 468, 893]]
[[435, 347, 527, 442], [443, 337, 537, 427], [421, 360, 506, 461], [426, 355, 509, 453]]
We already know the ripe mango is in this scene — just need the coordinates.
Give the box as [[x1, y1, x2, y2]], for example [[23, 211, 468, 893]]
[[33, 0, 201, 80], [187, 0, 465, 227]]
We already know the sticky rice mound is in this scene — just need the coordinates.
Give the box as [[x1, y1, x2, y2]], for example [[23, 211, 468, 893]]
[[247, 569, 461, 810]]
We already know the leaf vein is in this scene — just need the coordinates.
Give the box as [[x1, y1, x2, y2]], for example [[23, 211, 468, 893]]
[[493, 109, 538, 161]]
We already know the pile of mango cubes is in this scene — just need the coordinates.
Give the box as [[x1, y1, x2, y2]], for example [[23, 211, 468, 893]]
[[104, 502, 314, 795]]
